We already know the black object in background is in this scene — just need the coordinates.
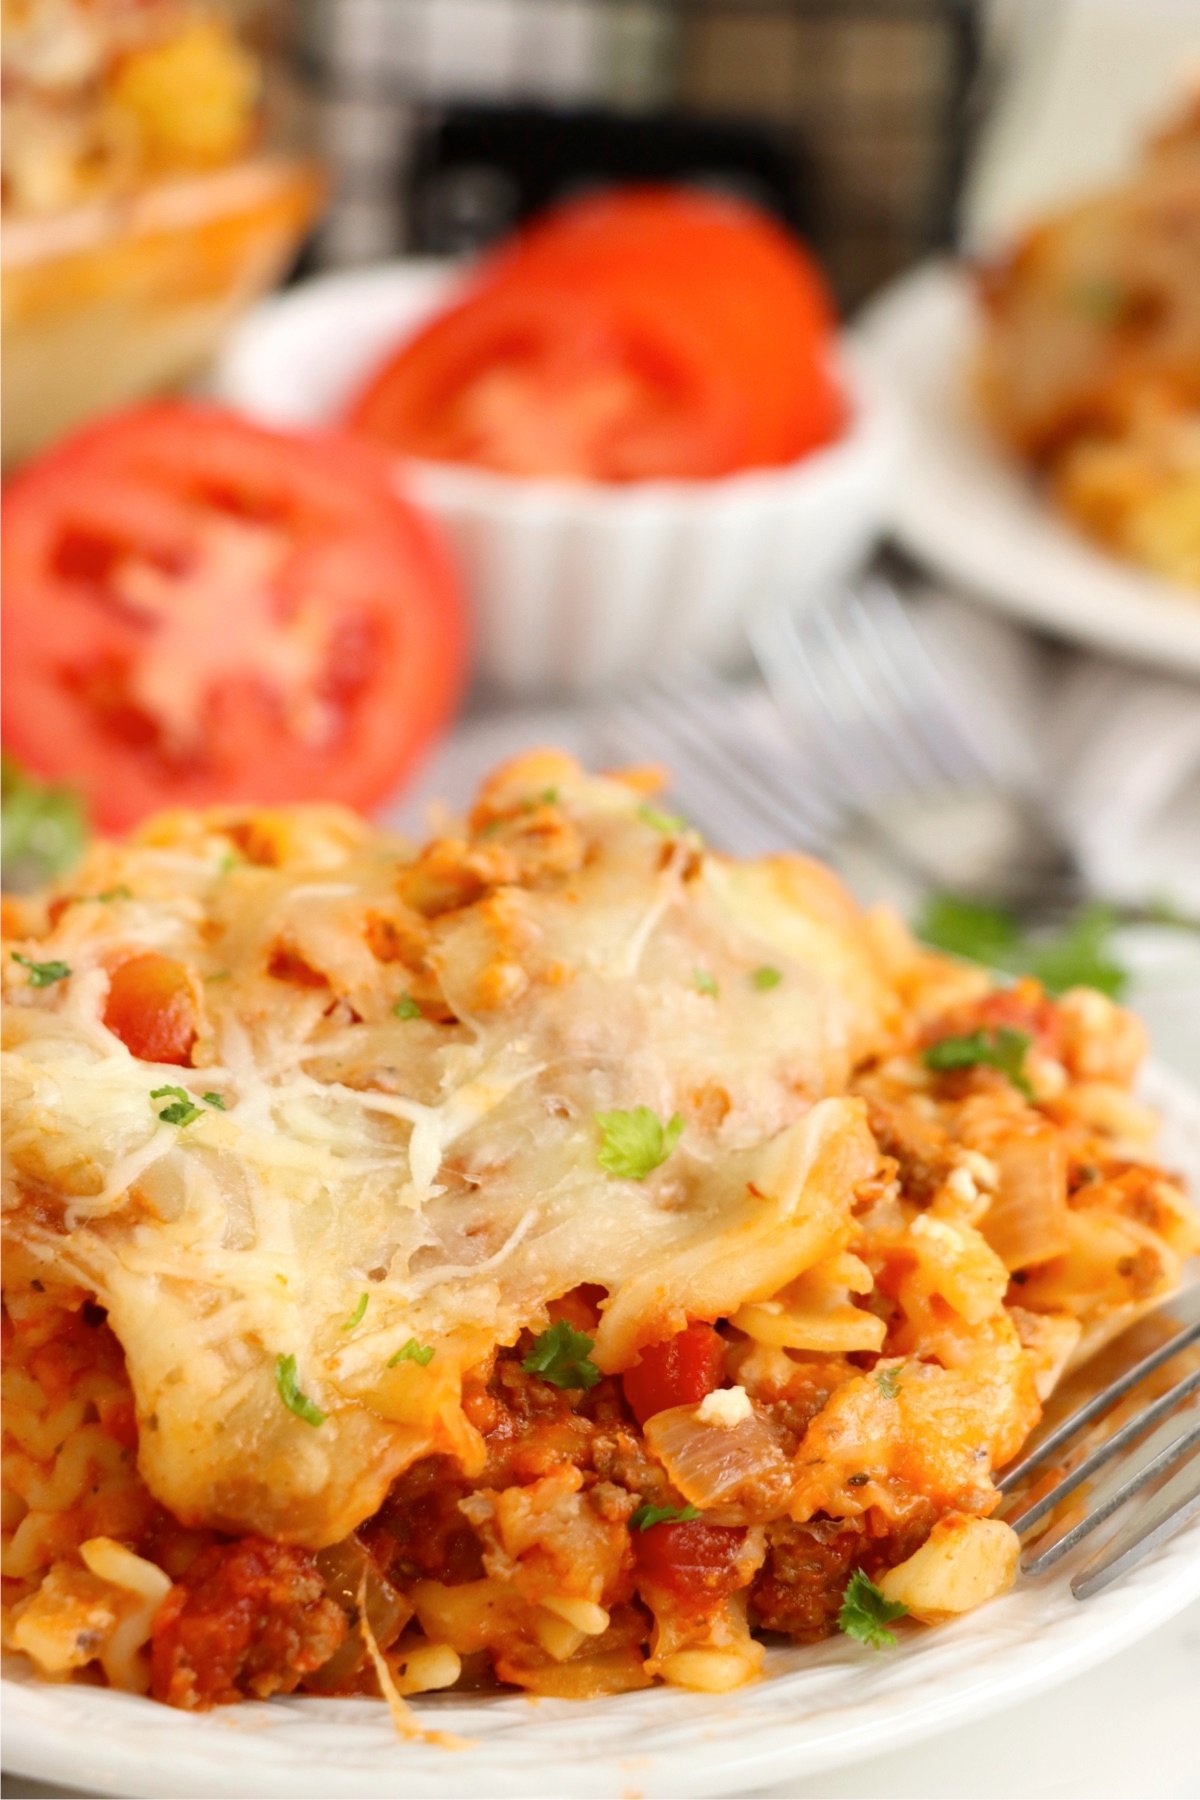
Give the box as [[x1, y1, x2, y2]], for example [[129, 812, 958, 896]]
[[406, 104, 821, 257]]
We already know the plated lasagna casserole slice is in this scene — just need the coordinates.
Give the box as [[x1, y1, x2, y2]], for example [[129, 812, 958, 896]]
[[3, 754, 1197, 1710]]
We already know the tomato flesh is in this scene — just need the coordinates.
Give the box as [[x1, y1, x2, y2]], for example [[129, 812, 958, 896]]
[[346, 186, 845, 482], [103, 953, 197, 1065], [2, 404, 467, 830], [634, 1520, 747, 1613], [623, 1321, 726, 1425]]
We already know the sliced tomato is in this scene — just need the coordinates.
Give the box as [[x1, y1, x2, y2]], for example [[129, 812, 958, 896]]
[[103, 953, 197, 1065], [346, 186, 845, 482], [2, 404, 467, 831], [623, 1321, 726, 1425], [347, 279, 748, 481], [634, 1520, 747, 1613]]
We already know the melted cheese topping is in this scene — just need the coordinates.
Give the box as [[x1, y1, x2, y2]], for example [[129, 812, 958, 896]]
[[2, 754, 897, 1547]]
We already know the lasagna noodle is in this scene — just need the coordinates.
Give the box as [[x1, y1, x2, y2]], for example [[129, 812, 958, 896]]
[[2, 756, 891, 1546]]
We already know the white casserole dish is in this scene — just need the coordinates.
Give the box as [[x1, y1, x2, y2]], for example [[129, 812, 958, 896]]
[[215, 260, 898, 696]]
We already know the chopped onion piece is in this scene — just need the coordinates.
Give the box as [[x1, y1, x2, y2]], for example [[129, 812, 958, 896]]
[[644, 1401, 792, 1523]]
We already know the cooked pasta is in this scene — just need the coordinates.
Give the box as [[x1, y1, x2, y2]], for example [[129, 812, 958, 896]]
[[2, 753, 1196, 1711]]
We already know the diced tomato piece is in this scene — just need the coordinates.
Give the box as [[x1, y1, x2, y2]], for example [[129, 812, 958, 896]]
[[103, 952, 197, 1064], [151, 1538, 347, 1709], [634, 1520, 747, 1613], [622, 1320, 725, 1425]]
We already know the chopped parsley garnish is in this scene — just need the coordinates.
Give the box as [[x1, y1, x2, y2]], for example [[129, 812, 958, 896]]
[[1, 755, 87, 891], [522, 787, 559, 811], [68, 885, 132, 906], [393, 993, 422, 1020], [1020, 905, 1128, 1000], [1073, 278, 1125, 325], [11, 952, 70, 987], [217, 851, 241, 875], [637, 803, 687, 836], [629, 1502, 700, 1531], [205, 970, 232, 983], [595, 1105, 684, 1180], [388, 1337, 435, 1367], [916, 895, 1128, 998], [274, 1353, 326, 1427], [838, 1569, 908, 1649], [478, 817, 505, 839], [151, 1085, 224, 1128], [342, 1293, 369, 1331], [876, 1365, 901, 1400], [522, 1320, 602, 1390], [751, 964, 782, 990], [923, 1026, 1033, 1099], [694, 968, 719, 998]]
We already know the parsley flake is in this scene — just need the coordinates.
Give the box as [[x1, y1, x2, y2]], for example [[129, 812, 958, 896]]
[[876, 1365, 901, 1400], [637, 803, 688, 836], [751, 965, 782, 990], [838, 1569, 907, 1649], [1073, 278, 1125, 325], [342, 1293, 369, 1331], [595, 1106, 684, 1180], [274, 1353, 326, 1427], [151, 1085, 223, 1128], [11, 952, 70, 987], [924, 1026, 1033, 1099], [522, 787, 559, 811], [694, 969, 719, 998], [393, 993, 422, 1020], [388, 1338, 435, 1367], [629, 1502, 700, 1531], [69, 885, 132, 907], [522, 1320, 602, 1390]]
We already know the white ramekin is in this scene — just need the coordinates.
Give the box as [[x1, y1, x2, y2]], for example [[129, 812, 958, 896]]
[[215, 260, 898, 696]]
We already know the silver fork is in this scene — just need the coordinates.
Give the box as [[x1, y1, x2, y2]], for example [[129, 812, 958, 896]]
[[998, 1286, 1200, 1597], [748, 577, 1083, 910]]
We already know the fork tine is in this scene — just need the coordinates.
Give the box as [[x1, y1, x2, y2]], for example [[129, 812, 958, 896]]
[[1071, 1453, 1200, 1599], [1020, 1408, 1200, 1574], [593, 677, 837, 853], [654, 672, 842, 841], [1005, 1365, 1200, 1539], [832, 586, 968, 791], [754, 588, 955, 806], [751, 600, 886, 805], [854, 580, 994, 787], [998, 1288, 1200, 1493]]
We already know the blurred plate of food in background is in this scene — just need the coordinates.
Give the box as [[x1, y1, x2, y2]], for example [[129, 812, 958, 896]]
[[855, 100, 1200, 676], [1, 0, 323, 466]]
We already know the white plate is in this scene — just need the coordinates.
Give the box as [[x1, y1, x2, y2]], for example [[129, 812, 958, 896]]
[[5, 1060, 1197, 1800], [855, 262, 1200, 676]]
